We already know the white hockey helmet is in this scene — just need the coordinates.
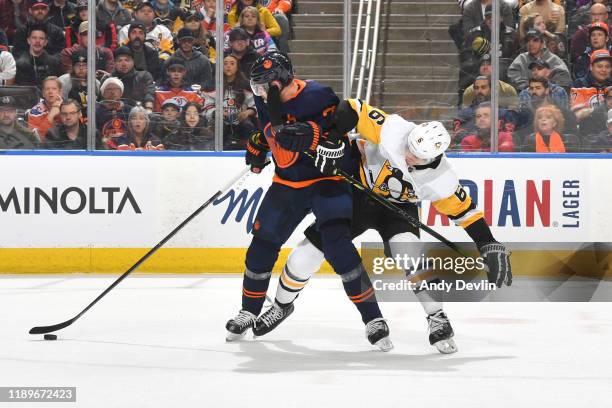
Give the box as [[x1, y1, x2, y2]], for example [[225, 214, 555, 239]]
[[406, 121, 450, 160]]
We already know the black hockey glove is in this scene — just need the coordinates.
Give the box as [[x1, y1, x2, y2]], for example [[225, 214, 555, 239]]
[[274, 121, 321, 153], [480, 242, 512, 288], [314, 136, 344, 176], [245, 130, 270, 174]]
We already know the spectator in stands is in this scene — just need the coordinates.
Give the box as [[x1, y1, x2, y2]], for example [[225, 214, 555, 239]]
[[585, 108, 612, 151], [200, 0, 231, 39], [523, 59, 569, 107], [26, 76, 64, 142], [462, 0, 514, 35], [227, 27, 259, 79], [462, 55, 519, 109], [571, 2, 610, 63], [58, 50, 101, 117], [164, 101, 214, 150], [459, 102, 515, 152], [167, 28, 214, 89], [65, 0, 88, 48], [519, 0, 566, 35], [119, 2, 175, 61], [520, 13, 567, 59], [0, 44, 16, 85], [123, 21, 163, 82], [0, 96, 39, 149], [152, 0, 184, 32], [15, 26, 62, 88], [96, 0, 132, 36], [508, 30, 571, 90], [569, 0, 608, 37], [204, 54, 256, 149], [60, 21, 115, 75], [235, 6, 278, 56], [152, 97, 182, 145], [228, 0, 282, 50], [96, 77, 132, 148], [13, 1, 66, 56], [48, 0, 77, 29], [116, 105, 164, 150], [259, 0, 292, 54], [522, 104, 579, 152], [154, 56, 204, 112], [111, 46, 157, 110], [572, 50, 612, 138], [0, 0, 30, 44], [181, 10, 213, 59], [573, 22, 611, 79], [45, 99, 88, 149]]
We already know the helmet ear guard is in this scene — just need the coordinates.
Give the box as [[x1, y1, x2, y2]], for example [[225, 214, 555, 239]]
[[406, 121, 450, 160]]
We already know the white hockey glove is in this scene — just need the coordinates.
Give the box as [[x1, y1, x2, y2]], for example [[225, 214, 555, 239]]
[[314, 139, 344, 176], [480, 242, 512, 288]]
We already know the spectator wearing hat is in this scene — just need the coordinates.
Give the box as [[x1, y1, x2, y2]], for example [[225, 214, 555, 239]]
[[110, 46, 157, 109], [48, 0, 77, 29], [26, 76, 64, 141], [151, 97, 182, 146], [522, 104, 579, 152], [60, 20, 115, 75], [234, 6, 278, 56], [15, 26, 62, 88], [166, 28, 213, 89], [462, 0, 514, 35], [119, 2, 175, 61], [227, 27, 259, 79], [0, 44, 16, 85], [124, 20, 163, 81], [151, 0, 184, 32], [181, 10, 214, 59], [573, 22, 612, 80], [64, 0, 88, 47], [96, 0, 132, 36], [0, 0, 30, 44], [462, 55, 518, 109], [571, 3, 611, 63], [228, 0, 282, 51], [508, 29, 571, 90], [154, 56, 204, 111], [96, 77, 133, 149], [12, 1, 66, 57], [45, 99, 88, 149], [585, 108, 612, 152], [520, 59, 569, 107], [519, 0, 566, 35], [520, 13, 567, 60], [58, 50, 101, 117], [0, 96, 39, 149]]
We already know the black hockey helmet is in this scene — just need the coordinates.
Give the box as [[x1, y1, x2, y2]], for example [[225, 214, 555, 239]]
[[250, 52, 294, 87]]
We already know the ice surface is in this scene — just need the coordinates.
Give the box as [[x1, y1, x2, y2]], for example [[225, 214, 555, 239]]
[[1, 275, 611, 408]]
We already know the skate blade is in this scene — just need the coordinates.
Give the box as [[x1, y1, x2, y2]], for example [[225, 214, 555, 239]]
[[226, 330, 248, 342], [434, 338, 457, 354], [373, 337, 394, 352]]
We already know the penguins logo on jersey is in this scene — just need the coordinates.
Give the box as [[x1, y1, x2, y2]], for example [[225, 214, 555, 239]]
[[371, 161, 417, 202]]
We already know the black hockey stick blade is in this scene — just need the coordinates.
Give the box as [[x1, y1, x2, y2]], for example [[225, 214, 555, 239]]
[[29, 166, 252, 336]]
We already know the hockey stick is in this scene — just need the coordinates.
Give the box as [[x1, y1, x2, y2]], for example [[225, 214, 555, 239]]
[[29, 165, 254, 335]]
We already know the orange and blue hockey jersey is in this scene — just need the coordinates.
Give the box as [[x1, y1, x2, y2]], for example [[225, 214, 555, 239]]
[[255, 79, 351, 187]]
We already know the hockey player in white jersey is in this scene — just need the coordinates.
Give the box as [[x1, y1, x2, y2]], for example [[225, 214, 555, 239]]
[[253, 99, 512, 354]]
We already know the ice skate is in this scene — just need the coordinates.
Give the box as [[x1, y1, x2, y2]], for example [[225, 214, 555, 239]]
[[253, 302, 295, 337], [427, 310, 457, 354], [365, 318, 393, 351], [225, 310, 257, 341]]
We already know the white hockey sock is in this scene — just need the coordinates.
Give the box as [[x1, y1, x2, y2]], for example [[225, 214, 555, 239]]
[[415, 289, 443, 316], [275, 237, 325, 306]]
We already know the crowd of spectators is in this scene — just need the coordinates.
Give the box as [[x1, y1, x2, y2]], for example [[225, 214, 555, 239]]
[[0, 0, 293, 150], [453, 0, 612, 152]]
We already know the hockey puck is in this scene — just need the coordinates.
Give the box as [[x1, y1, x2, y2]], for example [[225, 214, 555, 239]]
[[44, 334, 57, 341]]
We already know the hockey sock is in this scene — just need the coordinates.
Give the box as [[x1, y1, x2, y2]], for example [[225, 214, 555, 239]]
[[275, 238, 325, 306], [241, 267, 272, 315], [414, 284, 444, 316], [340, 264, 383, 324]]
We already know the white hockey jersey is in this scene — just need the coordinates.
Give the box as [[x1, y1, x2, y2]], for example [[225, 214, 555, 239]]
[[347, 99, 483, 228]]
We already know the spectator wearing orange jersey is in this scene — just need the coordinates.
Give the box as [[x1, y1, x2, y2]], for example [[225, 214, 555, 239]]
[[26, 76, 64, 142], [154, 57, 204, 112]]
